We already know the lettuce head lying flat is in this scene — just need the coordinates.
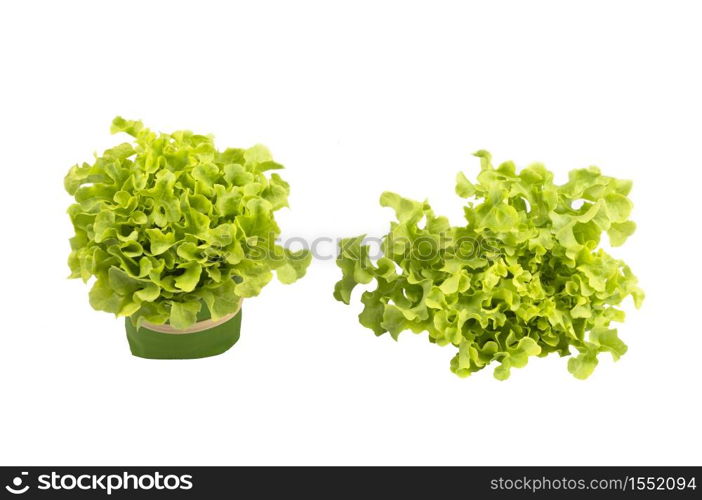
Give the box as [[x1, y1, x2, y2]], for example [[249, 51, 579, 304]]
[[66, 117, 310, 329], [334, 151, 643, 380]]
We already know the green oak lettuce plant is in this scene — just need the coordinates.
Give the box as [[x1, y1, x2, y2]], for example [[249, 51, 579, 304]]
[[334, 151, 643, 380], [66, 117, 310, 330]]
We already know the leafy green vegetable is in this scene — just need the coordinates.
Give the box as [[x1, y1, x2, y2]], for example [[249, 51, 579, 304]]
[[66, 117, 310, 329], [334, 151, 643, 380]]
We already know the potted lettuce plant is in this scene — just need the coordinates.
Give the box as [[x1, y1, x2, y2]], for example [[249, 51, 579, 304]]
[[65, 117, 310, 359]]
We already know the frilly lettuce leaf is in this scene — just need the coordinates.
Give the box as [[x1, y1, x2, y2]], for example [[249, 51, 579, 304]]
[[66, 117, 310, 329], [334, 151, 643, 380]]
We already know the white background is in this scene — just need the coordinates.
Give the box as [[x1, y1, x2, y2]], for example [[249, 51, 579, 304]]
[[1, 0, 700, 466]]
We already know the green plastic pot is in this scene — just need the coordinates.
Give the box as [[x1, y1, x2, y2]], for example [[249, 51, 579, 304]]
[[125, 303, 242, 360]]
